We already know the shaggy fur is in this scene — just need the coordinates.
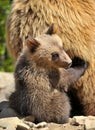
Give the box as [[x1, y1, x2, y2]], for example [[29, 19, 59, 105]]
[[7, 0, 95, 115], [9, 26, 87, 123]]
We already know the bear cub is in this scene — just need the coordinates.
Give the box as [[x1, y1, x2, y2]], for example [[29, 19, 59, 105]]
[[9, 24, 88, 124]]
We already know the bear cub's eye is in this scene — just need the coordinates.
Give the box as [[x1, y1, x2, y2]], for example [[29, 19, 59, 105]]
[[52, 53, 59, 60]]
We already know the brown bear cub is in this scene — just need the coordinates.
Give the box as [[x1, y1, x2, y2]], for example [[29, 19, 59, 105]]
[[9, 25, 88, 124]]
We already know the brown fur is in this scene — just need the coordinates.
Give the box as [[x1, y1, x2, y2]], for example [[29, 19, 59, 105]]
[[9, 26, 87, 123], [7, 0, 95, 115]]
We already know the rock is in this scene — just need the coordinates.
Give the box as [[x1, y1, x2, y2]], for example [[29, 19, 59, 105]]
[[70, 116, 86, 125], [0, 101, 9, 110], [0, 117, 30, 130], [85, 116, 95, 130], [24, 121, 47, 128], [0, 113, 95, 130], [0, 107, 19, 118], [47, 123, 84, 130], [0, 72, 15, 102], [0, 101, 19, 118], [71, 116, 95, 130], [35, 122, 47, 128]]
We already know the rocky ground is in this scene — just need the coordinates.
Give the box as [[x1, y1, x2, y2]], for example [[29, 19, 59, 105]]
[[0, 72, 95, 130]]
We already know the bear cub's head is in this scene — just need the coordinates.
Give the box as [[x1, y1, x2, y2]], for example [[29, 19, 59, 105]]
[[24, 24, 72, 69]]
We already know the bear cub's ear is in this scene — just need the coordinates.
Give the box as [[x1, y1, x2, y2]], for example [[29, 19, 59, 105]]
[[26, 38, 40, 53], [46, 23, 59, 35]]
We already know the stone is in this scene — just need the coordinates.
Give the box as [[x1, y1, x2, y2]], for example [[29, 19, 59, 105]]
[[0, 72, 15, 102], [0, 101, 19, 118], [71, 116, 95, 130], [0, 107, 18, 118], [70, 116, 86, 125], [0, 117, 30, 130], [0, 101, 9, 111], [47, 123, 84, 130]]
